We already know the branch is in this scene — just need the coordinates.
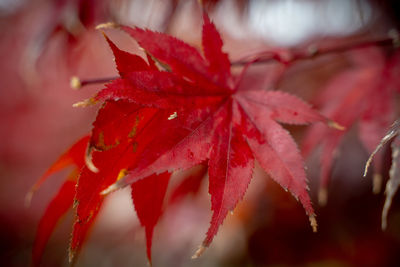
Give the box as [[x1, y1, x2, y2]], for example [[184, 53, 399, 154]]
[[70, 30, 399, 89], [232, 30, 399, 66]]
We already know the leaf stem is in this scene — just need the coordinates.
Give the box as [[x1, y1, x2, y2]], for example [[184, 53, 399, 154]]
[[70, 76, 117, 89]]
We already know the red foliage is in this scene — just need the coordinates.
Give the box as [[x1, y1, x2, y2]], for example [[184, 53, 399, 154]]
[[302, 48, 400, 204], [29, 7, 400, 267], [31, 13, 335, 265], [30, 136, 88, 266]]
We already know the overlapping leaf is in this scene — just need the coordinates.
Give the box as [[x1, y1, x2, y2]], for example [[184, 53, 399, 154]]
[[302, 48, 399, 204]]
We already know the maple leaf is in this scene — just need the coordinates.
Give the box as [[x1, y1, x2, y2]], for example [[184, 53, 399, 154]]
[[302, 48, 399, 204], [34, 13, 335, 265], [364, 119, 400, 230], [94, 13, 333, 257], [69, 104, 163, 262]]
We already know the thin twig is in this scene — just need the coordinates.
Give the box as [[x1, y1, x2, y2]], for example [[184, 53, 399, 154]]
[[232, 35, 397, 66]]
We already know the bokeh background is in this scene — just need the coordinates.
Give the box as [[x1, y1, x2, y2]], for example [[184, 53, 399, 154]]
[[1, 0, 400, 266]]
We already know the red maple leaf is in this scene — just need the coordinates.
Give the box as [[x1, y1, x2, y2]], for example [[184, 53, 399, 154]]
[[302, 48, 399, 204], [95, 13, 332, 256], [33, 13, 334, 265]]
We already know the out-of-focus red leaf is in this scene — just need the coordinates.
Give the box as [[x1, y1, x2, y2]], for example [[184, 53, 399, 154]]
[[31, 136, 88, 265], [27, 135, 89, 206], [169, 165, 207, 204], [31, 135, 89, 191], [302, 48, 398, 202], [32, 177, 76, 267], [131, 172, 171, 263]]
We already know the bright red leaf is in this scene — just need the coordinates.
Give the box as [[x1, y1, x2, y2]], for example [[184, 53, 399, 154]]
[[31, 136, 89, 266], [35, 13, 334, 265], [28, 135, 89, 198], [97, 13, 331, 256], [32, 177, 76, 267]]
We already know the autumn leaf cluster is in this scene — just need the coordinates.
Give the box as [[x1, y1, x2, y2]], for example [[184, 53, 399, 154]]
[[29, 12, 400, 266]]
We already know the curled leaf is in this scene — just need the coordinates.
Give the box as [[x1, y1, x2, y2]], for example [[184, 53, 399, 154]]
[[382, 135, 400, 230], [363, 119, 400, 230]]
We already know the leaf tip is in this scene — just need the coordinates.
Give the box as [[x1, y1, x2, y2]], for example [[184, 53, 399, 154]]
[[101, 182, 119, 195], [363, 157, 373, 177], [327, 120, 345, 131], [388, 29, 400, 48], [192, 245, 206, 259], [318, 187, 328, 206], [95, 22, 119, 30], [309, 214, 318, 233], [373, 173, 382, 194], [381, 221, 387, 231], [72, 98, 98, 108], [68, 247, 76, 264], [24, 189, 35, 207]]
